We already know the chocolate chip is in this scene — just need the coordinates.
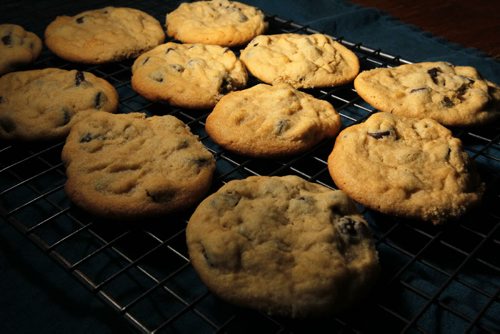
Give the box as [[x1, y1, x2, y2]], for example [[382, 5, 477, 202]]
[[252, 42, 259, 47], [427, 67, 442, 84], [80, 133, 93, 143], [146, 189, 175, 203], [177, 139, 189, 149], [442, 96, 454, 108], [61, 108, 72, 126], [165, 47, 175, 54], [192, 157, 212, 168], [367, 130, 391, 139], [2, 34, 12, 46], [76, 16, 84, 24], [0, 96, 3, 103], [75, 71, 85, 86], [275, 119, 289, 135], [410, 87, 427, 93], [238, 13, 248, 22], [219, 75, 234, 94], [150, 72, 163, 82], [142, 57, 150, 65], [94, 92, 107, 109], [0, 117, 16, 133], [336, 217, 367, 244], [170, 64, 184, 73]]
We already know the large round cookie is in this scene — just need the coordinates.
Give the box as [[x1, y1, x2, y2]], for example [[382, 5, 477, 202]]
[[187, 175, 379, 317], [354, 62, 500, 127], [0, 68, 118, 141], [240, 33, 359, 89], [166, 0, 267, 47], [328, 112, 484, 224], [62, 112, 216, 220], [45, 7, 165, 64], [0, 24, 42, 75], [131, 42, 248, 109], [206, 83, 341, 157]]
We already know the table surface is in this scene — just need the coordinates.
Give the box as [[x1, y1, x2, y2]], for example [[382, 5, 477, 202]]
[[351, 0, 500, 59]]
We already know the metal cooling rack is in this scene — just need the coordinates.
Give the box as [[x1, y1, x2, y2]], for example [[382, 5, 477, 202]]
[[1, 1, 500, 333]]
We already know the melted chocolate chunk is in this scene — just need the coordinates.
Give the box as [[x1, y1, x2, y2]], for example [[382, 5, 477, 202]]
[[76, 16, 84, 24], [61, 108, 72, 126], [275, 119, 290, 135], [442, 96, 454, 108], [94, 92, 107, 109], [219, 75, 234, 94], [192, 157, 212, 168], [0, 117, 16, 133], [367, 130, 391, 139], [410, 87, 427, 93], [2, 34, 12, 46], [427, 67, 442, 84], [75, 71, 85, 86], [170, 64, 184, 73], [79, 133, 93, 143], [336, 217, 367, 244]]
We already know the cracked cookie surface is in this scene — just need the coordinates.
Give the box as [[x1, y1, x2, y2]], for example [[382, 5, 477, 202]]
[[354, 62, 500, 127], [187, 175, 379, 317], [62, 112, 215, 219], [166, 0, 267, 47], [131, 42, 247, 109], [206, 83, 341, 157], [0, 68, 118, 140], [240, 33, 359, 88], [0, 24, 42, 75], [45, 6, 165, 64], [328, 112, 484, 224]]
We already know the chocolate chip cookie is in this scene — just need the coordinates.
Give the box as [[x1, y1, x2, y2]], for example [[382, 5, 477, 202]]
[[166, 0, 267, 47], [205, 83, 341, 157], [0, 68, 118, 141], [187, 175, 379, 317], [45, 7, 165, 64], [62, 112, 216, 220], [240, 33, 360, 88], [0, 24, 42, 75], [131, 42, 248, 109], [328, 112, 484, 224], [354, 62, 500, 127]]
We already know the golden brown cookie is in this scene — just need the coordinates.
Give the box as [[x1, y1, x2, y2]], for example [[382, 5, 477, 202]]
[[62, 112, 216, 219], [240, 33, 359, 88], [328, 112, 485, 224], [131, 42, 248, 109], [166, 0, 267, 47], [45, 7, 165, 64], [0, 68, 118, 141], [0, 24, 42, 75], [187, 175, 379, 317], [354, 62, 500, 127], [206, 83, 341, 157]]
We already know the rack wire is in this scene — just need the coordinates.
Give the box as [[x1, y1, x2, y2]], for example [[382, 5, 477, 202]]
[[1, 1, 499, 333]]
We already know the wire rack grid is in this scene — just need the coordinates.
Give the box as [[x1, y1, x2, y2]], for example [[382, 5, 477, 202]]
[[1, 1, 499, 333]]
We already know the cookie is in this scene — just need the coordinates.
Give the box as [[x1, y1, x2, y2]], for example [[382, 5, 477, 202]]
[[187, 175, 379, 318], [0, 24, 42, 75], [131, 42, 248, 109], [45, 7, 165, 64], [62, 112, 216, 220], [354, 61, 500, 127], [328, 112, 484, 224], [206, 83, 341, 157], [166, 0, 267, 47], [0, 68, 118, 141], [240, 33, 360, 88]]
